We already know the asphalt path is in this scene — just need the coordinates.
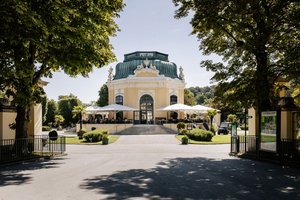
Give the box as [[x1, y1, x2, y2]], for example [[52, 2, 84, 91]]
[[0, 135, 299, 200]]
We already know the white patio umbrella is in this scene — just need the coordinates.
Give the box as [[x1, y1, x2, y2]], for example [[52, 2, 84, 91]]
[[157, 103, 196, 112], [85, 105, 103, 114], [192, 105, 220, 113], [98, 104, 138, 112]]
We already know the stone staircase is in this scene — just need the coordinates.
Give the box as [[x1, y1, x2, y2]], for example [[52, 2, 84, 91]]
[[116, 125, 177, 135]]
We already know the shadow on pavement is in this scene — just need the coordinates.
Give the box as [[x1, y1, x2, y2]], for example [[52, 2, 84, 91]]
[[0, 157, 67, 186], [80, 157, 300, 200]]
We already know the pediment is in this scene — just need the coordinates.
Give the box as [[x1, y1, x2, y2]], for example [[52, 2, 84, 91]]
[[133, 58, 160, 77]]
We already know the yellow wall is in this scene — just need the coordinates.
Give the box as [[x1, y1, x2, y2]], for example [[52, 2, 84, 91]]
[[76, 123, 133, 134], [28, 104, 42, 136], [0, 111, 17, 140], [107, 75, 185, 121]]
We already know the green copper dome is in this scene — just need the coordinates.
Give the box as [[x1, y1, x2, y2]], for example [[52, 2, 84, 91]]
[[114, 51, 180, 80]]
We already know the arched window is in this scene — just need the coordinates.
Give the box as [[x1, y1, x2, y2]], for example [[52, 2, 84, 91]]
[[115, 95, 123, 105], [115, 95, 123, 121], [140, 94, 154, 124], [170, 95, 177, 105]]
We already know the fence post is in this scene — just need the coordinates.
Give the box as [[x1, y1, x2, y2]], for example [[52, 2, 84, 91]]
[[236, 136, 240, 153]]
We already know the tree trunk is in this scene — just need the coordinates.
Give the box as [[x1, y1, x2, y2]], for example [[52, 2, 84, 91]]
[[14, 105, 31, 155], [15, 105, 30, 139], [255, 51, 272, 113], [79, 113, 82, 130]]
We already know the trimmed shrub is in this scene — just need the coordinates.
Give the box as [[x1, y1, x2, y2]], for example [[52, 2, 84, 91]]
[[83, 129, 108, 142], [77, 128, 87, 140], [177, 122, 186, 130], [179, 129, 188, 136], [181, 136, 189, 145], [186, 129, 214, 142], [83, 132, 101, 142], [42, 126, 51, 131], [102, 134, 109, 145], [48, 130, 58, 141]]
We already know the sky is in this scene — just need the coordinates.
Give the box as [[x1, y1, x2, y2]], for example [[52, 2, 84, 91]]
[[43, 0, 222, 104]]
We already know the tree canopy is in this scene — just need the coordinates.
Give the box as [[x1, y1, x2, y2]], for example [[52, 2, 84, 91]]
[[174, 0, 300, 112], [0, 0, 124, 138], [96, 84, 109, 107], [58, 94, 81, 126], [184, 89, 196, 106]]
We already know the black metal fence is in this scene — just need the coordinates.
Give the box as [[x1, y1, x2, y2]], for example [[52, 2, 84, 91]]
[[231, 136, 300, 166], [0, 135, 66, 164]]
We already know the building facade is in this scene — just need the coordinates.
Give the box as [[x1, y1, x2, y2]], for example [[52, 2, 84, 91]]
[[107, 51, 186, 124]]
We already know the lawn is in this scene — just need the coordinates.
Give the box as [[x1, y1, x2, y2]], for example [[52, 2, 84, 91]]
[[176, 134, 231, 144], [65, 135, 119, 145]]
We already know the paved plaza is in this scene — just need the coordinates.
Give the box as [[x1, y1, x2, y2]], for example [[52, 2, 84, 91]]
[[0, 135, 300, 200]]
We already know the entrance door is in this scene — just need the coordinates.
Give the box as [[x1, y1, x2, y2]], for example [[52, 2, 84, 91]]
[[140, 94, 153, 124]]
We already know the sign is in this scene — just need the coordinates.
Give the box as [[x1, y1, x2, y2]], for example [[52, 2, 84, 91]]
[[187, 124, 193, 130], [231, 123, 237, 136], [260, 111, 277, 152]]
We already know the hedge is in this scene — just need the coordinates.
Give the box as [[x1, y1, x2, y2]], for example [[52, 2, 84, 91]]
[[42, 126, 51, 131], [83, 129, 108, 142], [185, 129, 214, 142]]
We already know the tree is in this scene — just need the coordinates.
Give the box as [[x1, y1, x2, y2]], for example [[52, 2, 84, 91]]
[[72, 105, 85, 130], [54, 115, 64, 129], [41, 96, 48, 123], [207, 109, 218, 133], [45, 99, 57, 125], [58, 94, 82, 126], [96, 84, 109, 107], [0, 1, 124, 140], [227, 114, 238, 123], [184, 89, 196, 106], [174, 0, 300, 114]]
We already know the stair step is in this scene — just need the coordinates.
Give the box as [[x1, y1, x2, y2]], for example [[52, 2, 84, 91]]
[[116, 125, 177, 135]]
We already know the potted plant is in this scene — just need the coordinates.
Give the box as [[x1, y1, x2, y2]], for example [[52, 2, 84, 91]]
[[102, 134, 109, 145]]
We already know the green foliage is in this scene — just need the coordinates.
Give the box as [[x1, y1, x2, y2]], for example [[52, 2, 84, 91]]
[[207, 109, 218, 133], [227, 114, 238, 123], [96, 84, 109, 107], [83, 132, 102, 143], [55, 115, 64, 127], [72, 105, 85, 130], [77, 128, 87, 140], [181, 136, 189, 145], [58, 94, 82, 126], [102, 133, 109, 145], [184, 89, 196, 106], [45, 99, 58, 125], [82, 129, 108, 143], [189, 86, 216, 106], [174, 0, 300, 112], [0, 0, 124, 139], [186, 129, 214, 142], [179, 129, 188, 136], [42, 126, 51, 131], [177, 122, 186, 130]]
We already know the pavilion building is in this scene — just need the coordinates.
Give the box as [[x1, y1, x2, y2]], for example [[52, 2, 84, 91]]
[[106, 51, 186, 124]]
